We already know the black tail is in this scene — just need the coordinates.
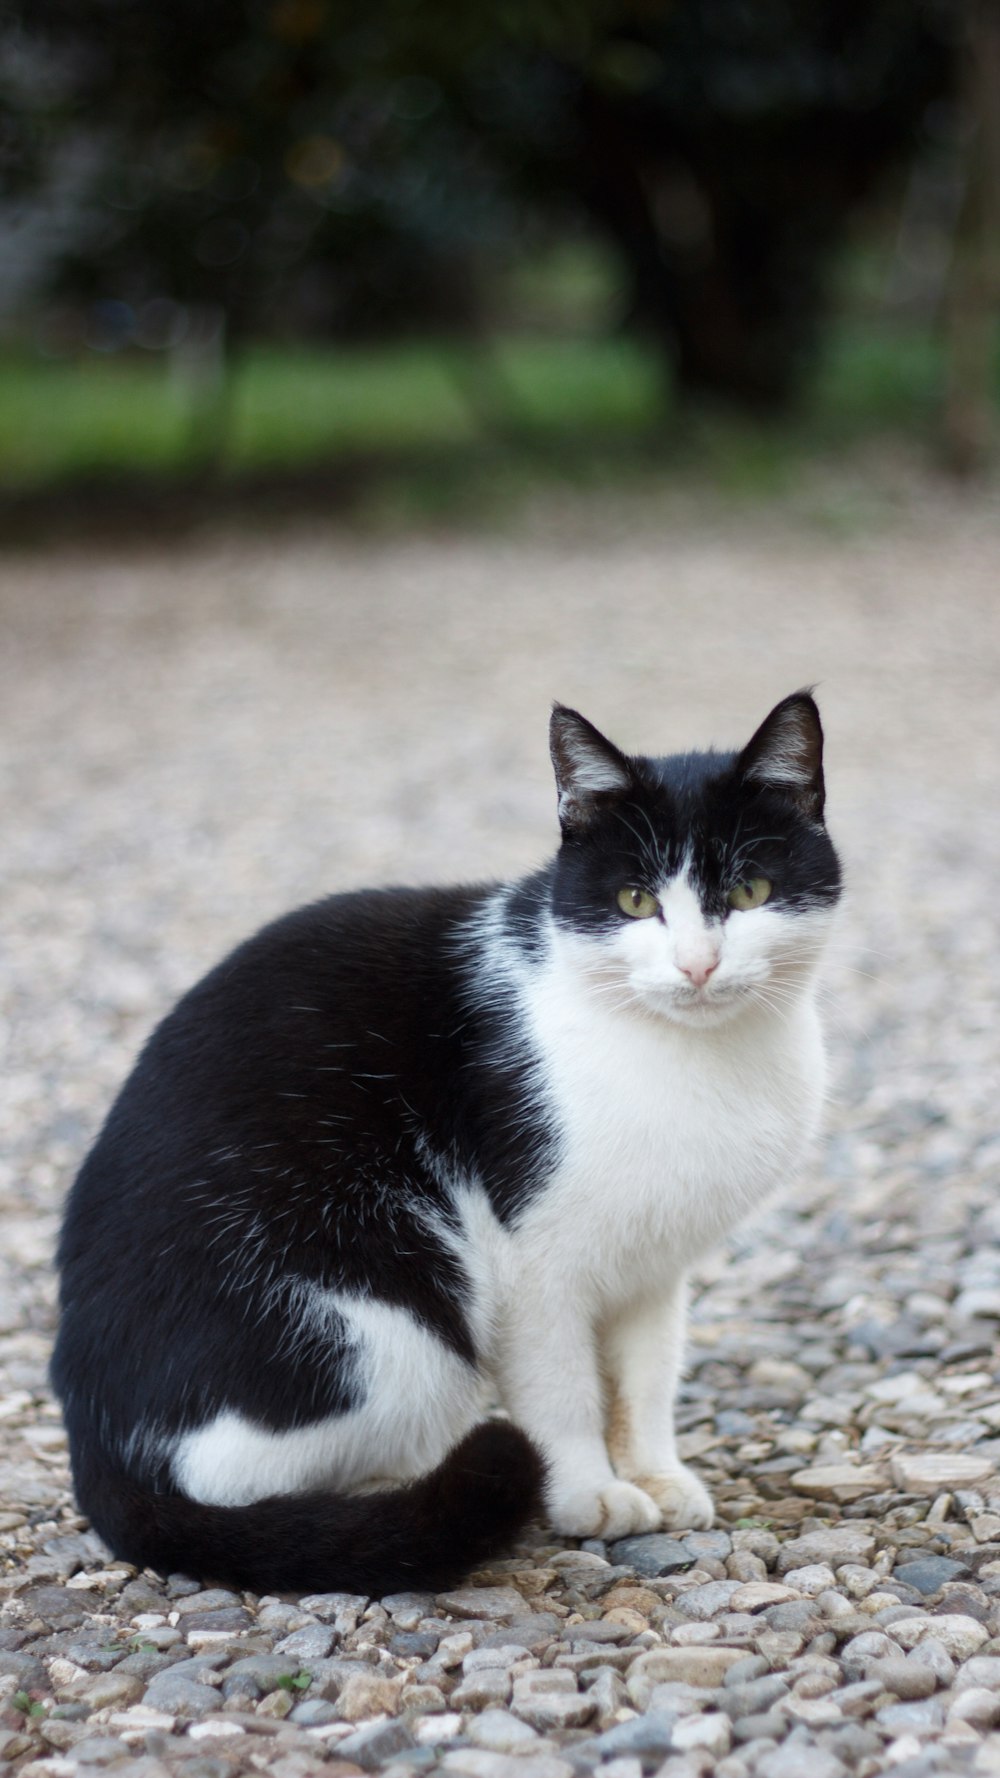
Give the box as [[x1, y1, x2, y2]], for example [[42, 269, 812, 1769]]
[[73, 1422, 545, 1597]]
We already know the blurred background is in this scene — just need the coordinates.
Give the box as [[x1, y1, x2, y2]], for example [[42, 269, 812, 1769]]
[[2, 0, 999, 528]]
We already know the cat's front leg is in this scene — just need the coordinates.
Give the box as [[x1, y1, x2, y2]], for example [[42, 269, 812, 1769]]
[[601, 1279, 714, 1531], [495, 1296, 663, 1539]]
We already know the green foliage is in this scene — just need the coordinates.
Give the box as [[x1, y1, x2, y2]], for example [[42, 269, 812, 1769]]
[[10, 0, 958, 404], [11, 1691, 47, 1718], [0, 335, 659, 486], [275, 1671, 312, 1692], [0, 303, 988, 540]]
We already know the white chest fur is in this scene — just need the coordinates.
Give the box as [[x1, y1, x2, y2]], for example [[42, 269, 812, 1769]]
[[508, 945, 826, 1310]]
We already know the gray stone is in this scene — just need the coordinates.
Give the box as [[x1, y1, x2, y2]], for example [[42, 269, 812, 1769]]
[[892, 1556, 969, 1594], [436, 1588, 527, 1621], [757, 1742, 847, 1778], [114, 1651, 180, 1681], [673, 1579, 742, 1619], [141, 1672, 220, 1717], [337, 1717, 418, 1769], [0, 1650, 48, 1689], [775, 1528, 876, 1575], [391, 1630, 440, 1658], [760, 1600, 822, 1633], [722, 1654, 772, 1686], [682, 1530, 733, 1561], [511, 1690, 597, 1731], [465, 1708, 540, 1752], [839, 1630, 902, 1673], [716, 1410, 758, 1436], [451, 1668, 512, 1711], [54, 1640, 125, 1675], [586, 1712, 677, 1763], [716, 1676, 790, 1719], [866, 1657, 937, 1699], [583, 1665, 627, 1727], [824, 1724, 883, 1764], [955, 1654, 1000, 1690], [289, 1695, 339, 1724], [904, 1638, 956, 1684], [170, 1588, 241, 1615], [605, 1535, 695, 1576], [272, 1623, 338, 1660], [73, 1735, 139, 1763], [178, 1606, 253, 1634], [18, 1586, 94, 1628], [443, 1754, 573, 1778], [730, 1711, 789, 1744], [477, 1614, 561, 1650]]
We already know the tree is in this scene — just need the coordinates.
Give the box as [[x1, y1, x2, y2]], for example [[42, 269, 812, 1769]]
[[8, 0, 961, 409]]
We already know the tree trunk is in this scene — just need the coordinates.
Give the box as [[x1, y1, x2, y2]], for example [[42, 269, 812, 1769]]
[[943, 0, 1000, 474]]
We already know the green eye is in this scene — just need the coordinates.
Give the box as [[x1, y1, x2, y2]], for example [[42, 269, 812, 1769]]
[[727, 876, 772, 911], [617, 886, 660, 920]]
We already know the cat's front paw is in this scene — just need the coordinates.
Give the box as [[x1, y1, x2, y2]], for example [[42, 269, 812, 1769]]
[[630, 1464, 714, 1530], [548, 1478, 662, 1540]]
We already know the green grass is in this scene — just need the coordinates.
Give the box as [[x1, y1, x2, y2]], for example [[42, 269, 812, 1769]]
[[0, 335, 660, 489], [0, 312, 991, 530]]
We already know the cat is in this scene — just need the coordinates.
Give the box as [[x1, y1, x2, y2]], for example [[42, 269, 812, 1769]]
[[53, 691, 841, 1597]]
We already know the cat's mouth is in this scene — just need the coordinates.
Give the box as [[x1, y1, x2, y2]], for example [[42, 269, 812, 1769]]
[[633, 980, 749, 1027]]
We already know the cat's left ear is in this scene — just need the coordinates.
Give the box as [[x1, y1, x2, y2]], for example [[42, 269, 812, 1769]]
[[737, 691, 826, 821], [550, 704, 634, 833]]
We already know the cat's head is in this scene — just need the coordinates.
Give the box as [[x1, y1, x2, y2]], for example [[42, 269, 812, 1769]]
[[547, 693, 841, 1029]]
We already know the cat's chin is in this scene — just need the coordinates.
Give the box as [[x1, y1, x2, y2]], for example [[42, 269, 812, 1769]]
[[635, 986, 749, 1030]]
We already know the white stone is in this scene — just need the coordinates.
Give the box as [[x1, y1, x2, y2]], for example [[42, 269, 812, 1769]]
[[949, 1688, 1000, 1728], [443, 1752, 574, 1778], [888, 1615, 989, 1660], [415, 1712, 463, 1743], [890, 1453, 994, 1494], [187, 1720, 246, 1740], [784, 1694, 843, 1726], [626, 1646, 744, 1706], [866, 1373, 924, 1403], [790, 1462, 888, 1502], [729, 1581, 802, 1611], [782, 1564, 837, 1596], [437, 1587, 527, 1621], [512, 1670, 577, 1697], [671, 1712, 732, 1755]]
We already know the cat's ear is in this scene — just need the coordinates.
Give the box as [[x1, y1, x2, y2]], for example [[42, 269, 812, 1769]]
[[737, 691, 826, 821], [549, 704, 633, 832]]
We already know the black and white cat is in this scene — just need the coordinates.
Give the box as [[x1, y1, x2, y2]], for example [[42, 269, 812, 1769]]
[[53, 692, 841, 1596]]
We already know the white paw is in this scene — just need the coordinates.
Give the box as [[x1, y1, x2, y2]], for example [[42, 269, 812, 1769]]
[[631, 1464, 715, 1530], [549, 1478, 662, 1539]]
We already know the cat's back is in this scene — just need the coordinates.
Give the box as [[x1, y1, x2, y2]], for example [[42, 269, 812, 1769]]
[[58, 883, 493, 1252]]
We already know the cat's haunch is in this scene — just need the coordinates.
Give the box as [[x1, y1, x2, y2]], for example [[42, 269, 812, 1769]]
[[53, 693, 840, 1593]]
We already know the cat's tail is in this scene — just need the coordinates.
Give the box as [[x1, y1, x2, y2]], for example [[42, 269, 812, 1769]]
[[72, 1421, 545, 1598]]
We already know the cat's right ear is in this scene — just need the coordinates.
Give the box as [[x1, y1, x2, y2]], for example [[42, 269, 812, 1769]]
[[549, 705, 633, 834]]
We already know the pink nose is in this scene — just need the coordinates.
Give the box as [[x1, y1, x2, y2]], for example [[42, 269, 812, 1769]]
[[678, 957, 719, 988]]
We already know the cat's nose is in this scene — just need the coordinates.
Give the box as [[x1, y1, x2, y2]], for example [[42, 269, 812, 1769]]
[[678, 955, 719, 988]]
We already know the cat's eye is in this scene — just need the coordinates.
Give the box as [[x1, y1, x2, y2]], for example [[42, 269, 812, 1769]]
[[617, 886, 660, 920], [727, 876, 772, 911]]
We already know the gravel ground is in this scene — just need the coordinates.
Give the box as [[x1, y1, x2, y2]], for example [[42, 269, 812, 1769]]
[[2, 472, 1000, 1778]]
